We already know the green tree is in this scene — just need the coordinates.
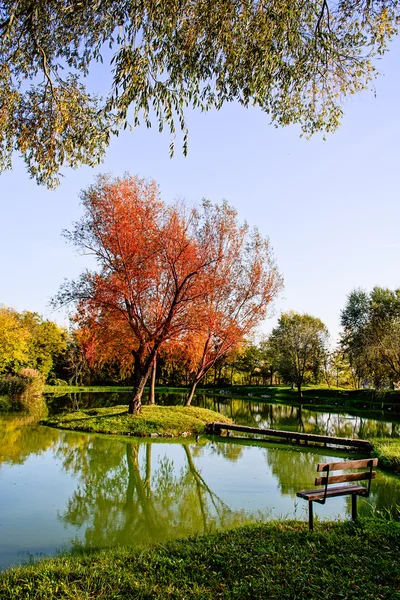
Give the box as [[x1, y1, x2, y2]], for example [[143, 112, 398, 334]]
[[328, 347, 356, 388], [1, 1, 398, 186], [340, 287, 400, 388], [258, 338, 280, 385], [233, 343, 263, 385], [269, 312, 329, 398], [0, 306, 67, 380]]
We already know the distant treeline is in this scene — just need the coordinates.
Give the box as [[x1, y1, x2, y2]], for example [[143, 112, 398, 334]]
[[1, 285, 399, 394]]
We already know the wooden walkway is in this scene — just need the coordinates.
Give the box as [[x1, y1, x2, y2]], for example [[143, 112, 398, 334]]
[[205, 422, 373, 451]]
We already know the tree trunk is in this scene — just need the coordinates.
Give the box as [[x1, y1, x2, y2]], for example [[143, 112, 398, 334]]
[[129, 376, 148, 413], [186, 377, 201, 406], [297, 382, 303, 399], [149, 355, 156, 405], [129, 352, 153, 414]]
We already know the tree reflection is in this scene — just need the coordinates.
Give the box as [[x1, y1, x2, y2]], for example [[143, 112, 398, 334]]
[[0, 413, 58, 467], [57, 438, 251, 550], [265, 446, 320, 495]]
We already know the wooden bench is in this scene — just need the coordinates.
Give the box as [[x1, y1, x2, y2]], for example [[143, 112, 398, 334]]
[[296, 458, 378, 530]]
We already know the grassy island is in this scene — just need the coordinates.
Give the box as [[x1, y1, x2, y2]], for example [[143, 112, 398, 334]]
[[41, 405, 232, 437], [0, 520, 399, 599]]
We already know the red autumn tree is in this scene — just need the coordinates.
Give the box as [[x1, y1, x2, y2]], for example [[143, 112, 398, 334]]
[[178, 202, 282, 405], [54, 174, 224, 414], [55, 175, 282, 412]]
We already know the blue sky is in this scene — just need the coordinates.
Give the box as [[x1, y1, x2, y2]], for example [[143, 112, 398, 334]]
[[1, 38, 399, 345]]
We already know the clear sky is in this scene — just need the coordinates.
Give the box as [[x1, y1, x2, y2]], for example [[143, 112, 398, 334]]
[[1, 38, 399, 345]]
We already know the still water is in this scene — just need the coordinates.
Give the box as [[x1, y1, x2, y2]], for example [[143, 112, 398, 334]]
[[0, 392, 399, 571]]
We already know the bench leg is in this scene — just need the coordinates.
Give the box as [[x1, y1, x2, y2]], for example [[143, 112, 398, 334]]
[[352, 495, 357, 521], [309, 500, 313, 531]]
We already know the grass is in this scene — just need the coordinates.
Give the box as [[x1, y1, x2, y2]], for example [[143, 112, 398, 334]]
[[0, 519, 399, 599], [41, 405, 232, 437], [372, 438, 400, 474]]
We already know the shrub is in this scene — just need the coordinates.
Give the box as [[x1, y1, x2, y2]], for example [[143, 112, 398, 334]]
[[0, 369, 45, 413]]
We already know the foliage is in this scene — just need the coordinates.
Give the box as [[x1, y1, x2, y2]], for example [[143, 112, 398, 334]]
[[42, 405, 232, 437], [340, 287, 400, 388], [0, 373, 26, 398], [0, 519, 399, 599], [0, 306, 67, 380], [269, 312, 329, 396], [0, 368, 45, 413], [20, 313, 68, 380], [1, 1, 399, 186], [54, 174, 280, 413], [0, 306, 31, 373], [325, 347, 357, 388], [175, 201, 282, 404]]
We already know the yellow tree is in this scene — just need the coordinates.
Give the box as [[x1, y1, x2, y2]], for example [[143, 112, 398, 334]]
[[0, 306, 31, 374]]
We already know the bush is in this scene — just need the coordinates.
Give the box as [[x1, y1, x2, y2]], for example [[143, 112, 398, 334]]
[[0, 369, 45, 413], [0, 375, 27, 399]]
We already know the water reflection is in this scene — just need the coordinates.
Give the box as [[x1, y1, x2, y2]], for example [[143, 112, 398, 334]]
[[56, 437, 250, 550], [46, 390, 400, 439], [0, 413, 57, 467]]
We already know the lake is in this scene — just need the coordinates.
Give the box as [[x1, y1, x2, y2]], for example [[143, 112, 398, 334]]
[[0, 391, 399, 571]]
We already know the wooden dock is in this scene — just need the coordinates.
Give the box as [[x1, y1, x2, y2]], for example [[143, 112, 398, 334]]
[[205, 422, 373, 451]]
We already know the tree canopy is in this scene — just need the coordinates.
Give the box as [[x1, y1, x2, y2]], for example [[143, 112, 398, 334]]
[[340, 286, 400, 387], [269, 311, 329, 396], [1, 0, 398, 186]]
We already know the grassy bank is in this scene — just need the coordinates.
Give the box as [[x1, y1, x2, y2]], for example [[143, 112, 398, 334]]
[[1, 520, 399, 599], [41, 405, 232, 437], [372, 438, 400, 474]]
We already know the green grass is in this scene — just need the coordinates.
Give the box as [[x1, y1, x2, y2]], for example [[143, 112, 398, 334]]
[[0, 520, 399, 599], [372, 438, 400, 474], [41, 405, 232, 437]]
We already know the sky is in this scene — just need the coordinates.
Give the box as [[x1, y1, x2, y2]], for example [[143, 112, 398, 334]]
[[1, 38, 399, 346]]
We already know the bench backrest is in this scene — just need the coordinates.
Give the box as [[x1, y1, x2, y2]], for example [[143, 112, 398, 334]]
[[315, 458, 378, 500]]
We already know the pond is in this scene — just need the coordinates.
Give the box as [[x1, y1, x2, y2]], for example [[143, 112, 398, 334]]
[[1, 391, 400, 571]]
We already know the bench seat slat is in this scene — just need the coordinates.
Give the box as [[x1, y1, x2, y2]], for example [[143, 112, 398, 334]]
[[297, 484, 369, 501]]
